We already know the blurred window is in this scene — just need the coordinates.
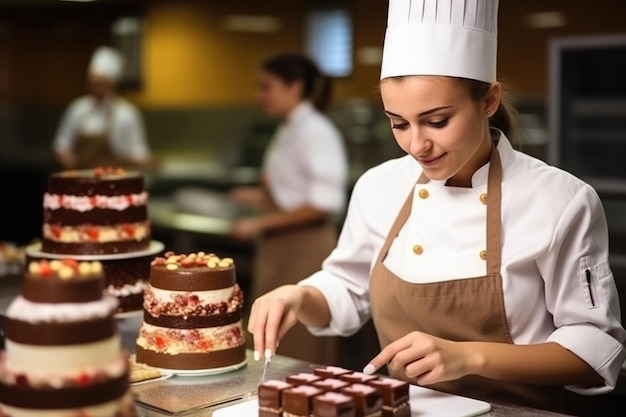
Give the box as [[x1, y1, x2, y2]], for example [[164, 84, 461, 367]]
[[304, 3, 353, 77]]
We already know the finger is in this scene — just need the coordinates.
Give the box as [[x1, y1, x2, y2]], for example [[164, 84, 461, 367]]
[[276, 309, 298, 344], [363, 336, 413, 374], [388, 346, 425, 373], [264, 299, 287, 357], [248, 300, 267, 361], [404, 354, 437, 380]]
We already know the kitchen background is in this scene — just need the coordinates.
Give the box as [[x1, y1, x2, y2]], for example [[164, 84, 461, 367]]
[[0, 0, 625, 413]]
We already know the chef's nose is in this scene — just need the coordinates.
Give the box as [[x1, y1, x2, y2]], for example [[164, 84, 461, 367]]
[[408, 127, 430, 157]]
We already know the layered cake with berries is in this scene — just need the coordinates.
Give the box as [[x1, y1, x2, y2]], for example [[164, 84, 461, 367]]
[[0, 259, 135, 417], [258, 369, 410, 417], [42, 167, 150, 255], [135, 252, 246, 370]]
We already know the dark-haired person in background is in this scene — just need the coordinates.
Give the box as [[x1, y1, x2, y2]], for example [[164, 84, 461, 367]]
[[230, 53, 347, 364]]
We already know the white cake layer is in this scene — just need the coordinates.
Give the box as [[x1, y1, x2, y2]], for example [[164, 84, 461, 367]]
[[0, 393, 133, 417], [6, 295, 118, 324], [106, 280, 147, 296], [5, 335, 120, 373], [151, 286, 235, 304]]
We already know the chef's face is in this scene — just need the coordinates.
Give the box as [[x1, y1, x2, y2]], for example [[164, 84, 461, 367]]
[[88, 73, 116, 100], [256, 70, 302, 117], [381, 76, 500, 183]]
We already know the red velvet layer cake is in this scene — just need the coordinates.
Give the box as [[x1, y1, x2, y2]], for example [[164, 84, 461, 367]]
[[135, 252, 246, 370], [42, 167, 150, 255], [0, 259, 136, 417]]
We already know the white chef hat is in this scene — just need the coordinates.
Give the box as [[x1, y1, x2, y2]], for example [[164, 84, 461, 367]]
[[88, 46, 124, 81], [381, 0, 499, 82]]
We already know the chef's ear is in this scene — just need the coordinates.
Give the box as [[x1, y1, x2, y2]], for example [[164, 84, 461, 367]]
[[484, 81, 501, 116], [288, 79, 305, 99]]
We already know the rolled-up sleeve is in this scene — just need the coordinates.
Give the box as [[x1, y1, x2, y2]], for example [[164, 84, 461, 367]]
[[537, 184, 626, 394], [298, 176, 374, 337]]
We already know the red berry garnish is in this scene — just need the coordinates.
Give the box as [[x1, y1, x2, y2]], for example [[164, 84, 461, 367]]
[[15, 374, 28, 387], [90, 196, 98, 206], [152, 257, 166, 266], [76, 373, 91, 387], [39, 261, 52, 277], [195, 258, 207, 266], [86, 227, 99, 241], [123, 224, 135, 237], [155, 336, 166, 349], [62, 258, 78, 269], [164, 251, 175, 258], [197, 340, 212, 350], [51, 225, 62, 239]]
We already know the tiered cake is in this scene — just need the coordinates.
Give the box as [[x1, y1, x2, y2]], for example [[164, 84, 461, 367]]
[[30, 167, 162, 313], [259, 367, 411, 417], [0, 259, 135, 416], [136, 252, 246, 371]]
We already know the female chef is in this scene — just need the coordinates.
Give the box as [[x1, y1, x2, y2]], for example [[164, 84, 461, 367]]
[[53, 46, 152, 170], [247, 0, 625, 411], [230, 53, 348, 364]]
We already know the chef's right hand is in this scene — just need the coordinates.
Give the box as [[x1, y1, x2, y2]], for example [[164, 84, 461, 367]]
[[247, 285, 305, 361]]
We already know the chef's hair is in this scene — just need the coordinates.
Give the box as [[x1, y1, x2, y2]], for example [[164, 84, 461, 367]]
[[261, 53, 333, 112], [461, 78, 518, 143]]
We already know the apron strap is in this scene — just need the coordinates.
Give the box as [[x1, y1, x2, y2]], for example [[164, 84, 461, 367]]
[[374, 147, 503, 275]]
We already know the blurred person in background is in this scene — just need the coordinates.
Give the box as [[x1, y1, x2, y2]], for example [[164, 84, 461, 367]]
[[53, 46, 152, 170], [230, 52, 348, 365]]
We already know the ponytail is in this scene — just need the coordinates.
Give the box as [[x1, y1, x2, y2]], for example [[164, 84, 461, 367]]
[[261, 52, 333, 112]]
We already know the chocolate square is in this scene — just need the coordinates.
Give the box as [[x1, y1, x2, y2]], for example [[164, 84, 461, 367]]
[[285, 372, 322, 386], [282, 385, 323, 416], [368, 378, 410, 417], [313, 365, 352, 379], [339, 372, 380, 384], [341, 383, 383, 416], [312, 378, 350, 392], [313, 391, 356, 417], [258, 379, 293, 416]]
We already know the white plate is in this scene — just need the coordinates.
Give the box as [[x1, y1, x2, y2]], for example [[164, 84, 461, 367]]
[[130, 372, 174, 387], [25, 240, 164, 261], [115, 309, 143, 319], [155, 359, 248, 377]]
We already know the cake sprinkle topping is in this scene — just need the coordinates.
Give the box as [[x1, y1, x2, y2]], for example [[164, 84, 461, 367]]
[[28, 259, 103, 280], [151, 252, 234, 270]]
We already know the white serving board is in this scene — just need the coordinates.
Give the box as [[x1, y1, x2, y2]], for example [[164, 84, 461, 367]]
[[213, 385, 491, 417]]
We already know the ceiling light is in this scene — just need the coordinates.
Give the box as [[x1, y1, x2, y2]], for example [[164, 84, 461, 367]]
[[526, 11, 566, 29]]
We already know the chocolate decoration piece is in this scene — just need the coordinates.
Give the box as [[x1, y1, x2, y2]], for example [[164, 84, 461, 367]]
[[4, 316, 116, 346], [47, 171, 144, 196], [313, 392, 356, 417], [149, 266, 236, 291], [22, 274, 104, 303], [144, 309, 242, 329], [341, 384, 383, 416], [283, 385, 323, 416], [285, 373, 322, 386], [258, 380, 293, 412], [45, 206, 148, 226], [42, 238, 150, 255], [0, 373, 129, 409], [135, 344, 246, 370]]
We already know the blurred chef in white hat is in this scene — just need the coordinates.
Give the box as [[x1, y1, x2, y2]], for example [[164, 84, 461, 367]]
[[247, 0, 625, 411], [53, 46, 152, 169]]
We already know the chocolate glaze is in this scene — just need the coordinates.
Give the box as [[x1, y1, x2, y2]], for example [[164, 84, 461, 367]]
[[4, 316, 116, 346], [150, 266, 236, 291], [143, 309, 242, 329], [367, 379, 409, 408], [45, 206, 147, 226], [312, 392, 356, 417], [47, 171, 144, 196], [258, 380, 293, 410], [283, 385, 323, 416], [0, 373, 129, 409], [135, 344, 246, 370], [22, 274, 104, 303], [41, 238, 150, 255]]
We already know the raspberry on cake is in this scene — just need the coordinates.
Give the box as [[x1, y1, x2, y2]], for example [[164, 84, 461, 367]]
[[136, 252, 246, 371], [42, 167, 150, 255], [0, 259, 135, 417]]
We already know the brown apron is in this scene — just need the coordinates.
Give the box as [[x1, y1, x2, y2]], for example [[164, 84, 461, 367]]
[[73, 104, 120, 169], [252, 220, 341, 365], [369, 148, 564, 411]]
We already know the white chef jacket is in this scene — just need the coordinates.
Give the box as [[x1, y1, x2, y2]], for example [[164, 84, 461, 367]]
[[299, 132, 626, 394], [263, 101, 347, 214], [53, 95, 150, 160]]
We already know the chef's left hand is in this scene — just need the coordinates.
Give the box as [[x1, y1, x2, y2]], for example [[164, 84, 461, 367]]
[[363, 331, 479, 386], [232, 218, 263, 240]]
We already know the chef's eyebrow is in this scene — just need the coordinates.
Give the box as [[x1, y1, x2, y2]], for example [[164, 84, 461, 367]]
[[384, 106, 453, 118]]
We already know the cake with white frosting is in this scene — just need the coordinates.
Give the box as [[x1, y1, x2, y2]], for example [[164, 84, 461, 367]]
[[0, 259, 135, 416], [135, 252, 246, 370]]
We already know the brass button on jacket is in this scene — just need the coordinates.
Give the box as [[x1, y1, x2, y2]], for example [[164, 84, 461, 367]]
[[413, 245, 424, 255], [479, 250, 487, 260], [479, 193, 488, 204], [418, 189, 429, 199]]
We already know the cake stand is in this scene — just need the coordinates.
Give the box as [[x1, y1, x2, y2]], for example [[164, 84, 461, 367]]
[[25, 240, 164, 319]]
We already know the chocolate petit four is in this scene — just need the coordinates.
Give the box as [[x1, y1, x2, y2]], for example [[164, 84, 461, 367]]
[[313, 392, 356, 417], [283, 385, 324, 417], [340, 372, 380, 384], [368, 378, 410, 417], [285, 372, 322, 386], [312, 378, 351, 393], [313, 366, 352, 379], [258, 380, 294, 417], [341, 384, 383, 417]]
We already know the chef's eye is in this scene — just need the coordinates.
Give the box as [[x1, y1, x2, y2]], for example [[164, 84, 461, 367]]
[[428, 118, 449, 128], [391, 121, 409, 130]]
